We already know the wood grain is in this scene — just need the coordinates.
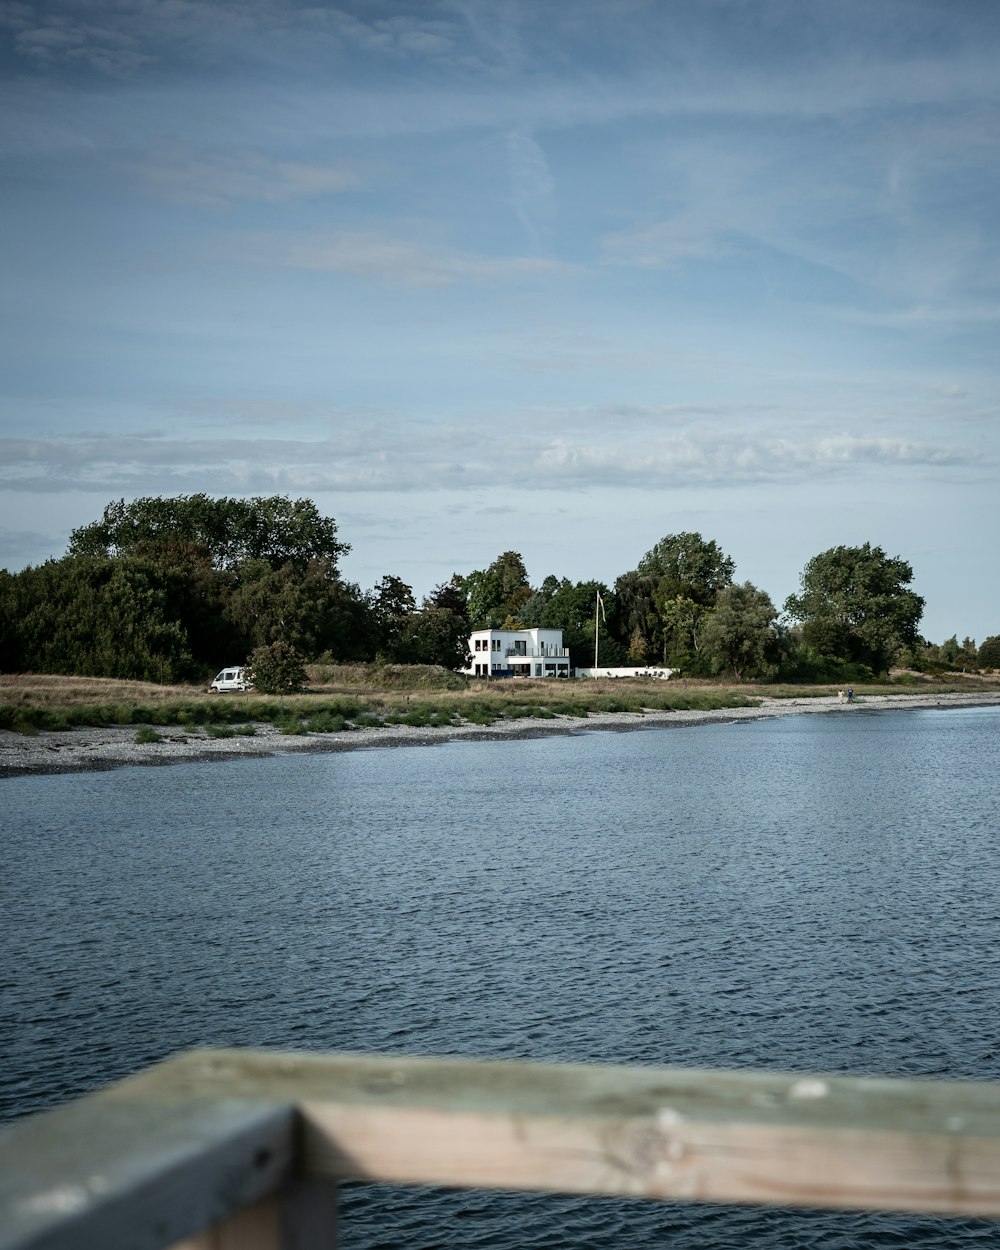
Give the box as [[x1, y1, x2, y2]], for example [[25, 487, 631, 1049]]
[[5, 1047, 1000, 1250]]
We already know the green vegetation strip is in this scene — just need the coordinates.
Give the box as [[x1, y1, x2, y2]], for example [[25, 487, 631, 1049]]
[[0, 688, 760, 734], [0, 679, 985, 738]]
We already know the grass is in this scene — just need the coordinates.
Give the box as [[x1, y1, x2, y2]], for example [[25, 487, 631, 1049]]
[[1, 669, 996, 736], [134, 725, 163, 744]]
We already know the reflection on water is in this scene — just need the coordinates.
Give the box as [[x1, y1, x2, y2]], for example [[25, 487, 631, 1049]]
[[3, 706, 999, 1247]]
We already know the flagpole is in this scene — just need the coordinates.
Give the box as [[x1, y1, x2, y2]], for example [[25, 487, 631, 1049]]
[[594, 590, 601, 670]]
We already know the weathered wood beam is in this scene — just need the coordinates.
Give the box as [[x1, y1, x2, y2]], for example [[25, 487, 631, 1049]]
[[6, 1046, 1000, 1250], [0, 1072, 294, 1250], [146, 1049, 1000, 1217]]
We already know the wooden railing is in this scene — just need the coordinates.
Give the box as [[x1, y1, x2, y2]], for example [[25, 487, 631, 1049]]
[[4, 1048, 1000, 1249]]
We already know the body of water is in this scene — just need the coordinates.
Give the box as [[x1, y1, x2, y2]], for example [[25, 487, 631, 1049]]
[[2, 705, 999, 1248]]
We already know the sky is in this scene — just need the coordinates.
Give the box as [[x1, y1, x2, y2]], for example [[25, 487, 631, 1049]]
[[1, 0, 998, 644]]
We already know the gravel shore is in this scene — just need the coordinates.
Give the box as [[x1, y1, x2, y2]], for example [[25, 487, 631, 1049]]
[[2, 690, 998, 780]]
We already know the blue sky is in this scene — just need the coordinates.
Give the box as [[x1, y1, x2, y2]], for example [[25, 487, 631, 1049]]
[[1, 0, 998, 643]]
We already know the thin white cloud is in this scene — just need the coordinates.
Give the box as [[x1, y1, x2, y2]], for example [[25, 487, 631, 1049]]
[[506, 128, 555, 251], [274, 231, 572, 285], [141, 149, 361, 207], [600, 215, 737, 268]]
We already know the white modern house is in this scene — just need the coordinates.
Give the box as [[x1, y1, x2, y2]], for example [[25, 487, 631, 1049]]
[[464, 627, 571, 679]]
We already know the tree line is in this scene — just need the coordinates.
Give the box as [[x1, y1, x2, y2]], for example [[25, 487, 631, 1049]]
[[0, 494, 995, 684]]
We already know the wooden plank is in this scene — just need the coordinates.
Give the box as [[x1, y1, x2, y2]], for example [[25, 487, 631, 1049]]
[[0, 1075, 295, 1250], [6, 1046, 1000, 1249], [137, 1049, 1000, 1218]]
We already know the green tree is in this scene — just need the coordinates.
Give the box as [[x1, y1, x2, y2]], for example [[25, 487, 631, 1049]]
[[611, 571, 662, 659], [394, 607, 471, 669], [1, 557, 193, 681], [979, 636, 1000, 670], [653, 592, 714, 669], [518, 574, 562, 627], [701, 582, 781, 680], [462, 552, 532, 627], [69, 495, 349, 574], [784, 544, 924, 675], [538, 579, 625, 668], [246, 640, 307, 694], [368, 575, 417, 660], [637, 532, 735, 605], [225, 558, 366, 660]]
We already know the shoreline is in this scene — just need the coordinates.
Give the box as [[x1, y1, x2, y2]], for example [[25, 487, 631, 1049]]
[[2, 690, 998, 780]]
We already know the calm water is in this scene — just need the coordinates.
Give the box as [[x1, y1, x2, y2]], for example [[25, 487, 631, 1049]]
[[2, 705, 1000, 1248]]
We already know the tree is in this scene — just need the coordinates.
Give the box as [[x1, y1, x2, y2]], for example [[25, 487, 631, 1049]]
[[784, 544, 924, 674], [637, 532, 735, 605], [462, 552, 532, 628], [68, 495, 349, 575], [701, 582, 780, 680], [979, 636, 1000, 670], [225, 558, 367, 660], [536, 578, 625, 668], [654, 593, 713, 670], [246, 640, 307, 694], [368, 574, 416, 660], [611, 571, 662, 659], [0, 556, 193, 682], [394, 607, 471, 670], [627, 626, 651, 665]]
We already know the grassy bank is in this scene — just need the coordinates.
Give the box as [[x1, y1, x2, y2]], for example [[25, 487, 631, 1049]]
[[1, 668, 995, 736]]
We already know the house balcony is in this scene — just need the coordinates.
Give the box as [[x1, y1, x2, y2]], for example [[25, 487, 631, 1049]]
[[504, 647, 569, 658]]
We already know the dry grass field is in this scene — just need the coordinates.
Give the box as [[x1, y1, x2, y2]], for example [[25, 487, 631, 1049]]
[[1, 665, 994, 736]]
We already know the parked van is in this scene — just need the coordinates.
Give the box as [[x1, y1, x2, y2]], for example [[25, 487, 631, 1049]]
[[210, 666, 251, 692]]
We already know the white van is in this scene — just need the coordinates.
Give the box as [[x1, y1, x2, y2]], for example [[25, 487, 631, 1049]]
[[210, 666, 251, 693]]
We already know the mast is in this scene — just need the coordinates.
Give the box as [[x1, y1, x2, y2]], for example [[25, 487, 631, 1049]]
[[594, 589, 606, 671]]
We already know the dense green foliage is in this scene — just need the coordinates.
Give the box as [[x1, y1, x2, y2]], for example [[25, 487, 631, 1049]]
[[5, 495, 984, 686], [979, 636, 1000, 670], [784, 544, 925, 676], [246, 641, 308, 694], [0, 496, 465, 679], [701, 582, 783, 679]]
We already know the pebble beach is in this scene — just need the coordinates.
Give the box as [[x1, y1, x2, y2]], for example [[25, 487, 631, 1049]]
[[2, 690, 998, 780]]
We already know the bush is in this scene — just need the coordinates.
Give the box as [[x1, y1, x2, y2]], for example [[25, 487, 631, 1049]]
[[246, 641, 307, 695], [979, 636, 1000, 670], [305, 710, 346, 733], [134, 725, 162, 744]]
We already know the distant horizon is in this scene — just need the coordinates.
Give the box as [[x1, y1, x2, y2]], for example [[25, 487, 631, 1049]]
[[1, 1, 997, 644]]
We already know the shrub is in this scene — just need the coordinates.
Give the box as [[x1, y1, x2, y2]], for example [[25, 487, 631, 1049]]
[[134, 725, 162, 744], [246, 642, 307, 695], [979, 636, 1000, 670], [305, 711, 346, 733]]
